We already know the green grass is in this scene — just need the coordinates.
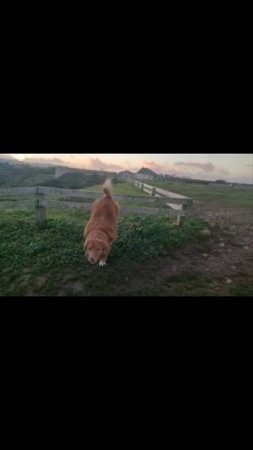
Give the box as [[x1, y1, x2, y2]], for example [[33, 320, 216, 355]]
[[0, 195, 33, 202], [85, 180, 253, 209], [0, 209, 204, 270], [149, 181, 253, 208], [1, 181, 252, 209], [0, 183, 148, 208], [57, 182, 158, 208], [85, 181, 148, 196], [0, 208, 252, 297], [1, 180, 252, 297], [84, 181, 158, 208], [0, 208, 206, 296]]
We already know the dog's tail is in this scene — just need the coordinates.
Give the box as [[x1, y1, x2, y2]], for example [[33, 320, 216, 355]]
[[103, 178, 113, 199]]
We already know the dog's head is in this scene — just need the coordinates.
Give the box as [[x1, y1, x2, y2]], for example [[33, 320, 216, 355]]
[[84, 239, 107, 265]]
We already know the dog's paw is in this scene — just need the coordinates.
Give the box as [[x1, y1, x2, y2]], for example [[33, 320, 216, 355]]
[[99, 261, 106, 267]]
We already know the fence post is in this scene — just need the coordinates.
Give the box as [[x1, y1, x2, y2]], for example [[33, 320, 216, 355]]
[[35, 186, 47, 228], [140, 183, 144, 192], [176, 204, 187, 226], [176, 215, 185, 226], [151, 187, 156, 196]]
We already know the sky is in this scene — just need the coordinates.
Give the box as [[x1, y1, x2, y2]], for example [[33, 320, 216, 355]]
[[7, 153, 253, 183]]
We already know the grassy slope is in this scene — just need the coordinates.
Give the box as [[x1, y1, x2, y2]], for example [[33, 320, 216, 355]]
[[149, 181, 253, 208], [0, 163, 55, 187]]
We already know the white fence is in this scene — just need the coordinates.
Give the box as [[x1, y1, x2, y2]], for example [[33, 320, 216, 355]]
[[0, 184, 192, 226], [127, 178, 192, 224]]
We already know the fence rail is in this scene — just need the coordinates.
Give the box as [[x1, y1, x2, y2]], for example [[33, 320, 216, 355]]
[[0, 200, 35, 209], [127, 178, 192, 224], [0, 183, 192, 226], [0, 186, 37, 196]]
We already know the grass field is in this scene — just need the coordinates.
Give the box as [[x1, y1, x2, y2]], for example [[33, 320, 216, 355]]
[[84, 182, 160, 208], [86, 182, 145, 195], [86, 180, 253, 209], [0, 182, 148, 207], [0, 180, 252, 297], [148, 181, 253, 208], [0, 208, 207, 296]]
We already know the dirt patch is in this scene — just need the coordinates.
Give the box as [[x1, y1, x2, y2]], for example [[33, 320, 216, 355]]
[[157, 243, 251, 281], [119, 202, 253, 296], [156, 203, 253, 286]]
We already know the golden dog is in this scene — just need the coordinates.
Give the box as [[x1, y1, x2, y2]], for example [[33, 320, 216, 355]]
[[84, 179, 120, 266]]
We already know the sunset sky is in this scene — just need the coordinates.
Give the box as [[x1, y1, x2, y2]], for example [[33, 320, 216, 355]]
[[7, 153, 253, 183]]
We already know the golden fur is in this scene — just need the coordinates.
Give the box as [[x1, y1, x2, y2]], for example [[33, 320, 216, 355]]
[[84, 179, 120, 266]]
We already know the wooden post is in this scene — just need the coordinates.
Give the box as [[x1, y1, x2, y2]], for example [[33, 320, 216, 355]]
[[151, 187, 156, 196], [176, 215, 185, 226], [176, 204, 187, 226], [35, 186, 47, 228], [140, 183, 144, 192]]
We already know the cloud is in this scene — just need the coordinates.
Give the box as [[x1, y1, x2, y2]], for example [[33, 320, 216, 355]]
[[216, 166, 230, 175], [23, 157, 65, 164], [175, 161, 230, 176], [137, 160, 230, 180], [0, 154, 17, 160], [86, 158, 123, 172], [54, 156, 124, 172], [142, 161, 170, 174], [175, 162, 216, 172], [18, 154, 230, 181]]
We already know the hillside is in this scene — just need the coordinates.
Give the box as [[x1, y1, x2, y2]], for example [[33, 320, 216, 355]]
[[40, 171, 110, 189], [0, 161, 117, 189], [0, 162, 55, 187]]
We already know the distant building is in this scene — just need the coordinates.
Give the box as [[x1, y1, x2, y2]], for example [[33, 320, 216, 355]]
[[117, 170, 134, 181], [118, 167, 162, 182], [215, 179, 226, 184], [135, 167, 160, 181], [133, 173, 155, 181]]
